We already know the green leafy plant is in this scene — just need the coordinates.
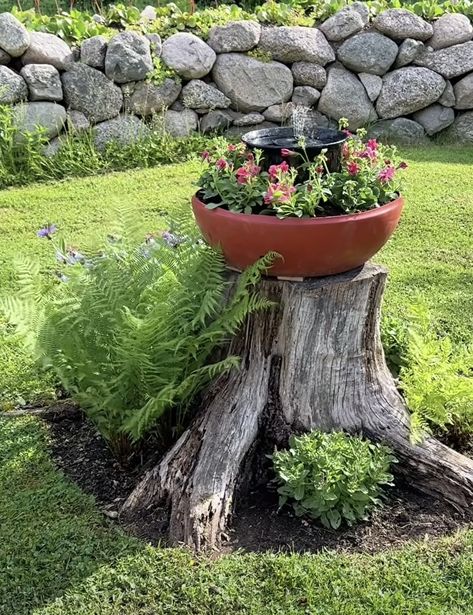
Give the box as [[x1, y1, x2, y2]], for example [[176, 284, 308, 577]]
[[146, 56, 181, 86], [1, 213, 274, 459], [247, 48, 273, 63], [272, 431, 395, 529]]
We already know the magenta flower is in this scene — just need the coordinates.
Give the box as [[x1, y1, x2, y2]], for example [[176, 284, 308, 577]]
[[366, 139, 378, 151], [268, 161, 290, 180], [236, 162, 261, 184], [201, 150, 210, 161], [264, 182, 295, 205], [36, 224, 57, 239], [347, 162, 360, 176], [216, 158, 228, 171], [227, 144, 237, 152], [398, 161, 408, 170], [281, 148, 297, 157], [378, 166, 396, 183]]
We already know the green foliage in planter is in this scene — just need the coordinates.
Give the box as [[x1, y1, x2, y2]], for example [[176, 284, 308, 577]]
[[0, 212, 274, 458], [394, 303, 473, 442], [272, 431, 395, 529]]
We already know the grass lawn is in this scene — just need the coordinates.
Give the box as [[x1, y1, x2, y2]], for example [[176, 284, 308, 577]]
[[0, 146, 473, 614]]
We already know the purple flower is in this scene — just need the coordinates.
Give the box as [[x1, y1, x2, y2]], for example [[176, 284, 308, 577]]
[[36, 224, 57, 239], [162, 231, 184, 248]]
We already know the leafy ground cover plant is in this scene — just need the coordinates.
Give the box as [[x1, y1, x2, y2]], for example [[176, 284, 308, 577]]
[[1, 210, 274, 459], [272, 431, 395, 529], [198, 129, 407, 218]]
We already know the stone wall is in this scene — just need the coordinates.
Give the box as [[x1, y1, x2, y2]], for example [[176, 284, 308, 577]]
[[1, 4, 473, 151]]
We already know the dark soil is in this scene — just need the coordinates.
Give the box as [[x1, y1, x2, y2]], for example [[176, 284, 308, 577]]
[[43, 407, 472, 555]]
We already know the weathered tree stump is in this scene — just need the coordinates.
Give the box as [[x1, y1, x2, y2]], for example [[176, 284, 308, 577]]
[[122, 264, 473, 551]]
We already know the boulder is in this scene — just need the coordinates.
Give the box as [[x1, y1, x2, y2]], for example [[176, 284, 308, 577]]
[[414, 42, 473, 79], [94, 115, 150, 150], [212, 53, 293, 113], [319, 5, 366, 42], [442, 111, 473, 142], [374, 9, 433, 41], [43, 137, 63, 158], [0, 65, 27, 104], [318, 67, 377, 130], [412, 103, 455, 134], [12, 101, 66, 141], [67, 110, 90, 133], [146, 34, 162, 56], [140, 5, 157, 22], [80, 35, 107, 70], [125, 79, 181, 116], [394, 38, 424, 68], [0, 12, 30, 57], [292, 85, 320, 106], [291, 62, 326, 89], [376, 67, 445, 118], [161, 33, 216, 79], [20, 64, 62, 102], [62, 63, 123, 123], [258, 26, 335, 65], [225, 120, 277, 138], [233, 112, 265, 126], [164, 108, 199, 137], [181, 79, 230, 110], [337, 32, 398, 76], [105, 31, 153, 83], [439, 81, 455, 107], [0, 49, 10, 64], [200, 109, 233, 133], [358, 73, 383, 102], [263, 102, 294, 122], [368, 117, 427, 144], [207, 21, 261, 53], [428, 13, 473, 50], [453, 73, 473, 109], [22, 32, 73, 70]]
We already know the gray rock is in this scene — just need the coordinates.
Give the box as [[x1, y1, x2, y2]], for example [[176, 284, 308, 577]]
[[439, 80, 455, 107], [164, 108, 199, 137], [358, 73, 383, 102], [291, 62, 326, 88], [170, 99, 185, 111], [146, 34, 162, 56], [92, 14, 106, 25], [20, 64, 62, 102], [374, 9, 433, 41], [94, 115, 150, 150], [442, 111, 473, 142], [428, 13, 473, 50], [125, 79, 181, 116], [412, 103, 455, 134], [394, 38, 424, 68], [62, 63, 123, 124], [376, 67, 445, 118], [368, 117, 427, 144], [263, 102, 294, 122], [292, 85, 320, 106], [318, 67, 377, 130], [414, 41, 473, 79], [140, 5, 157, 21], [212, 53, 293, 113], [319, 5, 366, 42], [225, 120, 277, 138], [22, 32, 73, 70], [43, 136, 63, 158], [200, 109, 233, 133], [233, 112, 265, 126], [454, 73, 473, 109], [0, 65, 27, 103], [306, 110, 330, 128], [337, 32, 398, 76], [105, 32, 153, 83], [12, 102, 66, 141], [0, 12, 30, 57], [162, 33, 216, 79], [181, 79, 230, 110], [80, 36, 107, 70], [67, 110, 90, 132], [0, 48, 10, 64], [258, 26, 335, 65], [207, 21, 261, 53]]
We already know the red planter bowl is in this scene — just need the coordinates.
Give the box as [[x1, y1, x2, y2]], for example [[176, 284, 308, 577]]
[[192, 194, 404, 278]]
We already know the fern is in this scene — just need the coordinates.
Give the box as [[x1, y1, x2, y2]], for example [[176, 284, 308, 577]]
[[1, 209, 274, 458]]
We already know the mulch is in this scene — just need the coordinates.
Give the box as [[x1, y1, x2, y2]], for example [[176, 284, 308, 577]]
[[42, 405, 472, 555]]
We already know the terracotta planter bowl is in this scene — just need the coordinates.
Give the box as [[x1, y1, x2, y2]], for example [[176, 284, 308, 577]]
[[192, 194, 404, 278]]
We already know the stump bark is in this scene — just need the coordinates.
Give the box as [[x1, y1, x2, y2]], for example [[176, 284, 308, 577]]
[[123, 264, 473, 551]]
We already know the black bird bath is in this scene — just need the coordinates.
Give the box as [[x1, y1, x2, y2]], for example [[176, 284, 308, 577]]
[[241, 125, 348, 173]]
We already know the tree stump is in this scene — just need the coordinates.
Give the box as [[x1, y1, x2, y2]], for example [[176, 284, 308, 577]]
[[122, 264, 473, 551]]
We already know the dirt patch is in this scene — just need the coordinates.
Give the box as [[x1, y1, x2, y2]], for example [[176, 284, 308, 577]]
[[43, 407, 472, 554]]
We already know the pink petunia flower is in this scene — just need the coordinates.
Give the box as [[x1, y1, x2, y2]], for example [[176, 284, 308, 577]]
[[235, 162, 261, 184], [398, 161, 408, 170], [281, 148, 297, 157], [201, 150, 210, 161], [366, 139, 378, 151], [227, 144, 237, 152], [264, 182, 296, 205], [378, 166, 396, 183], [216, 158, 228, 171], [347, 162, 360, 176], [268, 161, 290, 179]]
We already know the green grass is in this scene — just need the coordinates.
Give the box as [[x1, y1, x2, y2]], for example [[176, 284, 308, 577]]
[[0, 146, 473, 613]]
